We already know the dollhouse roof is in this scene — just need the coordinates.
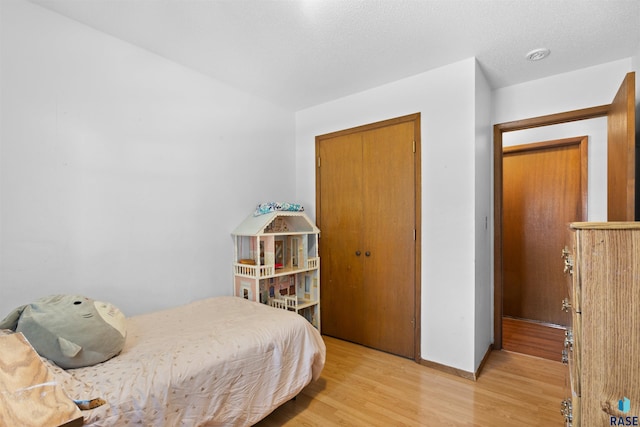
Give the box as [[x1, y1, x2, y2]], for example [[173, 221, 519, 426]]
[[231, 211, 320, 236]]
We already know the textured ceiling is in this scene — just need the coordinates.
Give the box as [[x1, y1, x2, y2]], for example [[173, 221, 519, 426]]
[[28, 0, 640, 110]]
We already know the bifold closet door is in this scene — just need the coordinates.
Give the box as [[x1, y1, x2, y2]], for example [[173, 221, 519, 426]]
[[318, 119, 416, 359], [318, 132, 366, 345], [361, 122, 415, 358]]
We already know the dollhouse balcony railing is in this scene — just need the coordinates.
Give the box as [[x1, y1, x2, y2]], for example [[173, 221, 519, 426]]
[[269, 296, 298, 311], [234, 258, 318, 278], [234, 264, 275, 277]]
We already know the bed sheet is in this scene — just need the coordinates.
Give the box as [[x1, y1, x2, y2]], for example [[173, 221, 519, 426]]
[[48, 296, 325, 427]]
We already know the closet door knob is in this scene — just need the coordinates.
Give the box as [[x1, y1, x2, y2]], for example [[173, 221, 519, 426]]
[[365, 251, 371, 256], [355, 251, 361, 256]]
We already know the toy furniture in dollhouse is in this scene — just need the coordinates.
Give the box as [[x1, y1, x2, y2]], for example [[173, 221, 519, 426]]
[[231, 211, 321, 330]]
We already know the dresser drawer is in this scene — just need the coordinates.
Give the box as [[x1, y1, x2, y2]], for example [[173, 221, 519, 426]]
[[561, 395, 580, 427], [562, 243, 581, 426], [562, 245, 580, 313], [566, 315, 581, 398]]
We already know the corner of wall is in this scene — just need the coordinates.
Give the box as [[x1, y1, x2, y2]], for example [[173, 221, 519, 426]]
[[473, 60, 494, 371]]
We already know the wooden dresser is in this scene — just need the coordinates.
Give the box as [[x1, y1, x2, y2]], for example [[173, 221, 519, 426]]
[[561, 222, 640, 426]]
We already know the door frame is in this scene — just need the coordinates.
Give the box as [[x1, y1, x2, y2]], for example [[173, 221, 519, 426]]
[[315, 112, 422, 361], [493, 104, 609, 349]]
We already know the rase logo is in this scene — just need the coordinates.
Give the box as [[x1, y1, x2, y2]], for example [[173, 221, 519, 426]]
[[610, 397, 639, 426]]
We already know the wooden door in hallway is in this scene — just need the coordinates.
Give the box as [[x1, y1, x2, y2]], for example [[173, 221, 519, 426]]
[[502, 136, 587, 359], [316, 114, 420, 359]]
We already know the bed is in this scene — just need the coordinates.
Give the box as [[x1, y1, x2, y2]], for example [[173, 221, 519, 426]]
[[45, 296, 326, 426]]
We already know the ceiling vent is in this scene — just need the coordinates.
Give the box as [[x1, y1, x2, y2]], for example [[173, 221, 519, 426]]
[[525, 48, 551, 61]]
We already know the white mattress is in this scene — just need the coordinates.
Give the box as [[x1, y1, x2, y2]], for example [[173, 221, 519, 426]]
[[47, 296, 326, 426]]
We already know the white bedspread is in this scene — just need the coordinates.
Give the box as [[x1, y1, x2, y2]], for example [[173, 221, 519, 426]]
[[48, 296, 326, 426]]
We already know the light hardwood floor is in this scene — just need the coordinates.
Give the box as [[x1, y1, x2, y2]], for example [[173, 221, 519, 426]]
[[256, 336, 566, 426]]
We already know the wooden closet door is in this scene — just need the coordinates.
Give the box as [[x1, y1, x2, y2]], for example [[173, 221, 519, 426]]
[[318, 132, 366, 344], [317, 116, 417, 359], [361, 122, 416, 358]]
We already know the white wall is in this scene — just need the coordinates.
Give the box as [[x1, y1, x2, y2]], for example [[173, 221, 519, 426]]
[[0, 0, 296, 317], [474, 62, 493, 368], [495, 58, 634, 223], [494, 59, 633, 123], [296, 58, 485, 372]]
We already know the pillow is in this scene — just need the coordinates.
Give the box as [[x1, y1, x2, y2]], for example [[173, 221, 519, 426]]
[[0, 295, 126, 369]]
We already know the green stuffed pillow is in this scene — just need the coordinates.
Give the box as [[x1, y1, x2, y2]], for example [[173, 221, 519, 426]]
[[0, 294, 127, 369]]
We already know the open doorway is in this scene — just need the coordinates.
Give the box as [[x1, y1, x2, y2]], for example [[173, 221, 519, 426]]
[[501, 137, 587, 360], [493, 71, 636, 352]]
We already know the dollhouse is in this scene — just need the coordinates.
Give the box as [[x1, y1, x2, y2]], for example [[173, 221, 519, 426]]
[[231, 210, 320, 330]]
